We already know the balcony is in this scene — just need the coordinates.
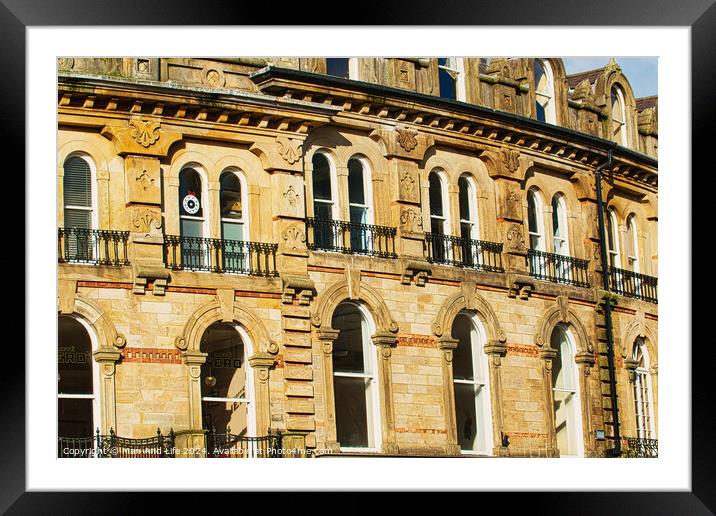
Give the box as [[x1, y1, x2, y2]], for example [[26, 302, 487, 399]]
[[58, 428, 175, 458], [205, 427, 283, 458], [306, 218, 397, 259], [424, 233, 504, 273], [609, 267, 658, 304], [528, 249, 590, 288], [57, 227, 130, 266], [620, 437, 658, 458], [163, 236, 278, 277]]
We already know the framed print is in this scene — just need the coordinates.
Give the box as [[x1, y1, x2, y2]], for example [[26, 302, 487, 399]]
[[8, 0, 708, 512]]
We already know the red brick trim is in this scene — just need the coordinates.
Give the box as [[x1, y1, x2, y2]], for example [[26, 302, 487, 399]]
[[425, 277, 461, 287], [396, 334, 437, 348], [307, 265, 344, 274], [506, 345, 540, 358], [165, 286, 216, 295], [235, 290, 282, 299], [120, 347, 183, 364], [77, 281, 132, 289], [361, 271, 403, 281], [395, 427, 447, 434], [507, 432, 549, 439], [645, 313, 658, 321]]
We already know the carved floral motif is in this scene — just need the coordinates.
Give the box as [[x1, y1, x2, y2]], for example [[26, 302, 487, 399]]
[[281, 223, 306, 250], [277, 135, 303, 164], [500, 146, 520, 174], [400, 207, 423, 233], [135, 169, 155, 191], [506, 224, 526, 253], [132, 208, 162, 234], [396, 126, 418, 152], [283, 185, 300, 208], [129, 119, 161, 148]]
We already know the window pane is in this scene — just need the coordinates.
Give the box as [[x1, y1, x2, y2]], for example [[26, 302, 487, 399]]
[[64, 208, 91, 230], [431, 217, 445, 236], [334, 376, 369, 448], [222, 221, 244, 242], [348, 159, 366, 205], [314, 202, 332, 221], [181, 218, 204, 239], [439, 63, 456, 100], [63, 157, 92, 208], [458, 177, 470, 221], [528, 192, 539, 234], [58, 398, 94, 439], [58, 316, 93, 395], [454, 383, 479, 451], [332, 304, 366, 373], [326, 58, 349, 79], [452, 315, 475, 381], [220, 172, 242, 220], [429, 174, 443, 216], [535, 102, 546, 122], [553, 390, 572, 455], [312, 154, 332, 201], [179, 168, 203, 217]]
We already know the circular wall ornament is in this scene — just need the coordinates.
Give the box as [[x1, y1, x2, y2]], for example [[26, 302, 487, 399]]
[[183, 194, 200, 214]]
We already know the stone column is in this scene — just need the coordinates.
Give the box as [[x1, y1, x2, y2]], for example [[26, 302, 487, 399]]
[[539, 346, 559, 457], [316, 327, 340, 452], [248, 352, 275, 436], [624, 357, 639, 438], [182, 349, 208, 431], [372, 331, 399, 455], [437, 337, 461, 456], [575, 351, 597, 457], [484, 339, 508, 457], [93, 347, 121, 434]]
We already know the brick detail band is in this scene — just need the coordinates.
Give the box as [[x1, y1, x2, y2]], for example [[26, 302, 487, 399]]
[[121, 347, 183, 364], [77, 281, 132, 289], [506, 345, 540, 357], [506, 432, 549, 439], [395, 427, 447, 434], [396, 335, 437, 348]]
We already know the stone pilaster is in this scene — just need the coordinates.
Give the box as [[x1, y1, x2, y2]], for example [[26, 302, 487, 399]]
[[248, 352, 275, 436], [316, 327, 340, 452], [372, 331, 399, 454], [182, 349, 208, 431], [484, 339, 508, 457], [538, 346, 560, 457], [93, 347, 122, 434], [437, 337, 461, 456]]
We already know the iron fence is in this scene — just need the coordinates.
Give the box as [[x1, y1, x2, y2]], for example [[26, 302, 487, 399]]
[[424, 233, 504, 272], [528, 249, 590, 288], [620, 437, 658, 458], [609, 267, 658, 303], [57, 228, 130, 266], [164, 236, 278, 277], [306, 218, 397, 259], [205, 427, 282, 458], [58, 428, 175, 458]]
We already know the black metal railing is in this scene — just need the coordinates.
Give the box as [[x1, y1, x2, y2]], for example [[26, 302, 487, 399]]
[[424, 233, 504, 272], [164, 236, 278, 277], [58, 228, 130, 266], [620, 437, 658, 458], [58, 428, 175, 458], [205, 427, 282, 458], [609, 267, 658, 303], [528, 249, 590, 288], [306, 218, 397, 259]]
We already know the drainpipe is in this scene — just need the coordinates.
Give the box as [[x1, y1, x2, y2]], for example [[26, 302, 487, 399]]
[[594, 146, 621, 456]]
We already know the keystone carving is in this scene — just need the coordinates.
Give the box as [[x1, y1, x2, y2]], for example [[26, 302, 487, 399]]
[[396, 126, 418, 152], [277, 135, 303, 164]]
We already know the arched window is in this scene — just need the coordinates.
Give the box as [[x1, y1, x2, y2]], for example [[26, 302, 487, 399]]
[[458, 175, 480, 267], [611, 86, 628, 146], [429, 171, 450, 262], [312, 152, 337, 250], [331, 302, 380, 450], [219, 170, 246, 243], [626, 214, 640, 273], [179, 167, 207, 269], [452, 312, 492, 454], [348, 157, 372, 253], [63, 155, 96, 262], [58, 316, 98, 448], [606, 208, 622, 268], [534, 59, 556, 124], [632, 338, 656, 440], [551, 324, 584, 457], [438, 58, 464, 101], [527, 188, 545, 251], [326, 58, 350, 79], [200, 322, 253, 436]]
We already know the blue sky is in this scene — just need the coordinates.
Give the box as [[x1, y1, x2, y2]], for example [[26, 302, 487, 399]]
[[562, 57, 657, 98]]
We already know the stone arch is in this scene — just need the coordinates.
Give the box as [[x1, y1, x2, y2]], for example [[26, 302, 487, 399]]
[[432, 289, 506, 344], [58, 139, 112, 175], [213, 153, 268, 189], [167, 149, 215, 181], [65, 296, 127, 351], [175, 300, 279, 356], [534, 299, 593, 354], [311, 279, 399, 335], [620, 316, 658, 362]]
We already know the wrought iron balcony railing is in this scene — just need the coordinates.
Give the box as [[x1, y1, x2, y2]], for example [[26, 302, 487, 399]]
[[58, 227, 130, 266], [163, 236, 278, 277], [58, 428, 175, 458], [424, 233, 504, 273], [205, 427, 282, 458], [528, 249, 590, 288], [620, 437, 658, 458], [608, 267, 658, 304], [306, 218, 397, 259]]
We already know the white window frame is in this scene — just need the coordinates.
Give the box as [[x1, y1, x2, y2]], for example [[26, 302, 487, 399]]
[[438, 57, 466, 101], [347, 156, 374, 252], [626, 214, 640, 273], [62, 153, 100, 264], [332, 302, 382, 453], [458, 174, 481, 266], [179, 165, 210, 271], [453, 312, 493, 455], [527, 188, 546, 252], [534, 59, 556, 124], [551, 325, 585, 458], [606, 208, 622, 269], [219, 168, 249, 243], [429, 170, 452, 262], [551, 194, 572, 283], [311, 151, 339, 221], [611, 86, 628, 146], [200, 323, 256, 437], [632, 338, 656, 440], [57, 315, 101, 443]]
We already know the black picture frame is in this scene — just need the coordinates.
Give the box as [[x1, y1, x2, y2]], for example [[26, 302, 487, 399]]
[[9, 1, 707, 512]]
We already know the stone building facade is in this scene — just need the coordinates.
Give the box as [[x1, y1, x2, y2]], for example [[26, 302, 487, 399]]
[[56, 57, 658, 458]]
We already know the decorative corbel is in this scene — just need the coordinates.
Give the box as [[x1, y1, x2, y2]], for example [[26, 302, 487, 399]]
[[400, 260, 432, 287], [132, 264, 170, 296], [282, 275, 315, 305], [507, 278, 534, 300]]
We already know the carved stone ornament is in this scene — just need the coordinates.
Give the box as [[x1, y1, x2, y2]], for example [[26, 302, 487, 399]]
[[129, 119, 161, 148], [283, 185, 301, 209], [399, 207, 424, 234], [500, 146, 521, 174], [571, 79, 596, 104], [398, 168, 419, 202], [400, 260, 431, 287], [277, 135, 303, 164], [282, 275, 315, 306], [203, 68, 226, 88], [506, 224, 526, 253], [396, 126, 418, 152], [281, 223, 307, 251], [58, 57, 74, 69], [486, 58, 513, 80], [132, 208, 162, 235], [136, 169, 155, 191]]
